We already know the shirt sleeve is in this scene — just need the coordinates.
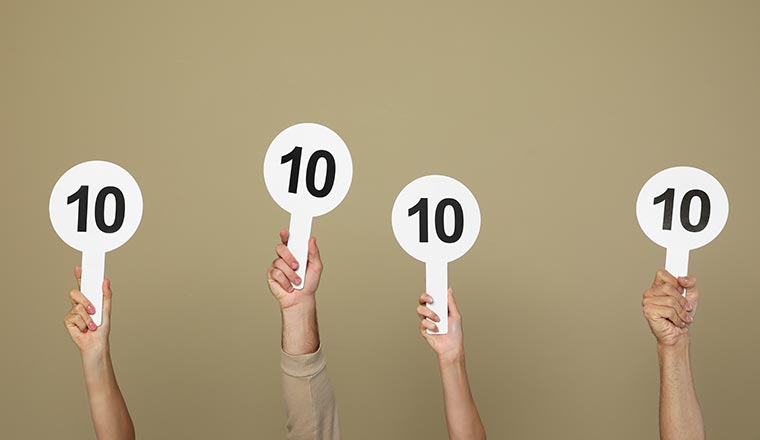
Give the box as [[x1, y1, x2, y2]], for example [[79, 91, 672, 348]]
[[281, 346, 341, 440]]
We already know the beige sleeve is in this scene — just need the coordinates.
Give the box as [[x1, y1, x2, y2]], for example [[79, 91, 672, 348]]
[[281, 346, 341, 440]]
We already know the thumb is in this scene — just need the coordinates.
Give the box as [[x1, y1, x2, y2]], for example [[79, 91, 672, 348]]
[[101, 278, 113, 326], [74, 265, 82, 290], [307, 237, 322, 268], [679, 275, 699, 307], [447, 288, 460, 317], [280, 229, 289, 245]]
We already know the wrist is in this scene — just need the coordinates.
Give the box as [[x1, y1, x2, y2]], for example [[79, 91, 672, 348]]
[[657, 337, 690, 366], [281, 296, 317, 318], [80, 345, 110, 363], [80, 348, 111, 377], [437, 350, 466, 368], [281, 298, 320, 356]]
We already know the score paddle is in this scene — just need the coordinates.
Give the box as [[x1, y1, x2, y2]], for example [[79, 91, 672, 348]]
[[49, 161, 143, 325], [636, 166, 729, 281], [392, 175, 481, 334], [264, 123, 353, 289]]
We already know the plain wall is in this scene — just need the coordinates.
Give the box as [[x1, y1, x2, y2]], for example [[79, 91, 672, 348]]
[[1, 1, 759, 438]]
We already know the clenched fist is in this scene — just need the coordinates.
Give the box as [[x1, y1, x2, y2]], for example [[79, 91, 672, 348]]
[[642, 269, 699, 347]]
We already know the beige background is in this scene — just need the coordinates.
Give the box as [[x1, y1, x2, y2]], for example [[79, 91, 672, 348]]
[[1, 1, 759, 438]]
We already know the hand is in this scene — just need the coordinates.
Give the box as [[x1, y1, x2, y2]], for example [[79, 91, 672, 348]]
[[63, 266, 113, 357], [267, 230, 323, 311], [417, 288, 465, 363], [642, 269, 699, 347]]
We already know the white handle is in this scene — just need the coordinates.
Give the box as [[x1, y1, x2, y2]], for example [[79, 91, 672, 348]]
[[665, 247, 689, 278], [81, 251, 106, 326], [287, 214, 313, 290], [425, 260, 448, 335], [665, 247, 689, 296]]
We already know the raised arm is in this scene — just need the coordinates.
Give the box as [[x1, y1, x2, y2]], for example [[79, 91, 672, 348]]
[[417, 288, 486, 440], [267, 231, 340, 440], [642, 269, 704, 440], [63, 266, 135, 440]]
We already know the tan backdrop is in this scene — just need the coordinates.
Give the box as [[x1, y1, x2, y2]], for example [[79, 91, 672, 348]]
[[2, 1, 759, 438]]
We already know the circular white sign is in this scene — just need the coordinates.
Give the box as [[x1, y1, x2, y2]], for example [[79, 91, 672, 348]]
[[263, 123, 353, 217], [636, 166, 728, 251], [392, 175, 481, 263], [49, 161, 143, 253]]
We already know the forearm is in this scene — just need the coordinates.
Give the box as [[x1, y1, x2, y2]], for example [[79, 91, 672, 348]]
[[438, 356, 486, 440], [281, 298, 320, 355], [280, 298, 341, 439], [658, 339, 704, 440], [81, 350, 135, 440], [281, 347, 340, 440]]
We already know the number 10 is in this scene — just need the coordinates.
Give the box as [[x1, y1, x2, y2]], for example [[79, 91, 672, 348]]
[[653, 188, 711, 232], [281, 146, 336, 198], [67, 185, 125, 233], [408, 198, 464, 243]]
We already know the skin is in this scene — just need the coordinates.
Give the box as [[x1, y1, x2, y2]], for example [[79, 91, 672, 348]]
[[266, 230, 323, 355], [63, 266, 135, 440], [642, 269, 705, 440], [417, 289, 486, 440]]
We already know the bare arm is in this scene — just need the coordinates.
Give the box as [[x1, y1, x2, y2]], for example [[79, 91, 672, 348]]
[[417, 289, 486, 440], [64, 267, 135, 440], [642, 270, 704, 440]]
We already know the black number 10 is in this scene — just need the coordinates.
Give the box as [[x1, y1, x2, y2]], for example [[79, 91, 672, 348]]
[[67, 185, 126, 233], [653, 187, 711, 232], [281, 146, 336, 198], [408, 198, 464, 243]]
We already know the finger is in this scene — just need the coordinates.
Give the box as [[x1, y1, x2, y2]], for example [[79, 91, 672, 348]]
[[73, 303, 97, 331], [273, 259, 301, 286], [447, 288, 460, 317], [69, 289, 96, 315], [267, 277, 291, 298], [268, 267, 294, 293], [644, 304, 687, 328], [280, 229, 289, 245], [678, 275, 697, 290], [420, 319, 438, 333], [101, 279, 112, 327], [642, 296, 692, 324], [65, 311, 89, 333], [653, 269, 679, 290], [416, 304, 440, 322], [275, 243, 299, 271], [679, 275, 699, 312], [74, 265, 82, 290], [644, 283, 687, 306], [307, 237, 322, 270], [418, 293, 433, 306]]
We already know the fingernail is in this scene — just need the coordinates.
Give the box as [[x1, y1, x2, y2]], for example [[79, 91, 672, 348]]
[[86, 305, 95, 314], [295, 278, 302, 285], [88, 322, 97, 331], [288, 286, 294, 293], [291, 262, 298, 269], [686, 314, 693, 322], [433, 315, 440, 322], [685, 303, 693, 311]]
